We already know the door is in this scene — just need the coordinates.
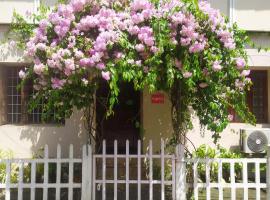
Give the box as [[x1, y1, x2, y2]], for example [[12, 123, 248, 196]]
[[96, 80, 141, 154]]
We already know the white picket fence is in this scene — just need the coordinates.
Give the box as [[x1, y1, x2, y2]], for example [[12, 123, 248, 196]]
[[0, 140, 270, 200]]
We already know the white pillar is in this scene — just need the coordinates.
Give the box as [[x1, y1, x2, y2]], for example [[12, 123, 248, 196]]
[[175, 144, 186, 200], [81, 145, 92, 200]]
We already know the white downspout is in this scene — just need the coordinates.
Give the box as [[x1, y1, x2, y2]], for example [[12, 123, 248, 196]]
[[229, 0, 235, 27]]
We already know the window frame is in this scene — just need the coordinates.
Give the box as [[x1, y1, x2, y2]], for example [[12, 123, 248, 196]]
[[230, 70, 268, 124], [3, 66, 63, 125]]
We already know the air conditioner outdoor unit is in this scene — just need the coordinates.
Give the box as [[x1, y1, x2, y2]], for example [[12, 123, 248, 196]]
[[241, 128, 270, 154]]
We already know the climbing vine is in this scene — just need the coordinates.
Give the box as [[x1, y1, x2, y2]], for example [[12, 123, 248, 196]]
[[7, 0, 255, 145]]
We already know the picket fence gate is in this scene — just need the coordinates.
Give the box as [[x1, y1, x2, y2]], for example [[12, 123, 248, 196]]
[[0, 140, 270, 200]]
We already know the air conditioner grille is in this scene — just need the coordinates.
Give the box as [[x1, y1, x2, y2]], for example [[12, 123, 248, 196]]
[[247, 131, 268, 153]]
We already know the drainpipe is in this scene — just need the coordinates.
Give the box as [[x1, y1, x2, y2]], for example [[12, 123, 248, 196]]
[[229, 0, 235, 27]]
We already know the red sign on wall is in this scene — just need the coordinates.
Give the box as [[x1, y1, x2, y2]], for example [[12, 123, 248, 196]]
[[151, 93, 165, 104]]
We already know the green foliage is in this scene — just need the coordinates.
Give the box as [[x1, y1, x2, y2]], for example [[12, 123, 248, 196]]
[[0, 149, 16, 183], [5, 0, 256, 144], [193, 145, 243, 182]]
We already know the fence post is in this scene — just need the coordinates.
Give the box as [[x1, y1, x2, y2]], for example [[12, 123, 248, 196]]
[[175, 144, 186, 200], [81, 144, 92, 200], [267, 145, 270, 200]]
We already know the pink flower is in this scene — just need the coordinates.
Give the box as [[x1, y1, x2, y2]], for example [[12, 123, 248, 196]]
[[47, 59, 56, 68], [150, 46, 159, 53], [236, 57, 246, 69], [199, 82, 208, 88], [135, 44, 145, 52], [183, 71, 192, 78], [36, 43, 47, 51], [212, 61, 223, 71], [97, 63, 105, 70], [235, 79, 244, 90], [75, 50, 84, 58], [241, 70, 250, 77], [114, 51, 124, 59], [189, 42, 205, 53], [171, 13, 184, 25], [228, 114, 234, 122], [64, 68, 71, 76], [65, 59, 75, 70], [34, 63, 45, 75], [180, 38, 191, 46], [39, 19, 49, 30], [51, 78, 66, 89], [128, 26, 140, 35], [144, 37, 155, 46], [71, 0, 85, 12], [132, 14, 144, 24], [131, 0, 153, 12], [79, 58, 90, 66], [142, 9, 153, 19], [19, 70, 26, 79], [224, 39, 235, 50], [135, 60, 142, 66], [102, 71, 111, 81]]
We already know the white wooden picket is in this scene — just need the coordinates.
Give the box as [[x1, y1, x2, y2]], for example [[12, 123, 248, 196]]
[[0, 144, 82, 200], [0, 141, 270, 200], [185, 157, 268, 200], [92, 139, 175, 200]]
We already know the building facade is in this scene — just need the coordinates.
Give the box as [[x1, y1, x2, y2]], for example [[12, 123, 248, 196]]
[[0, 0, 270, 157]]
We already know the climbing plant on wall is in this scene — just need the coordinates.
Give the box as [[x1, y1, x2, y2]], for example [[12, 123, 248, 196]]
[[8, 0, 255, 145]]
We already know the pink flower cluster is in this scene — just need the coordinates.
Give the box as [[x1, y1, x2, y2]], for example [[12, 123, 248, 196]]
[[169, 10, 206, 54], [199, 1, 235, 50], [130, 0, 155, 23], [49, 4, 74, 39], [20, 0, 248, 94]]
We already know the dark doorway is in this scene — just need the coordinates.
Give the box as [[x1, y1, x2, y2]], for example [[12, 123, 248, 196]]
[[96, 80, 141, 154]]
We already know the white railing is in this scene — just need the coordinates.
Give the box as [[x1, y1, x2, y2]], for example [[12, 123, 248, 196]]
[[0, 144, 82, 200], [0, 141, 270, 200], [185, 158, 268, 200], [92, 140, 176, 200]]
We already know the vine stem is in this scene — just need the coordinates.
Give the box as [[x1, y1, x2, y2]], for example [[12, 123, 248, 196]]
[[170, 79, 196, 152]]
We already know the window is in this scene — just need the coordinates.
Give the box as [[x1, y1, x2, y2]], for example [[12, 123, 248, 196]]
[[230, 70, 268, 123], [7, 67, 22, 123], [3, 67, 60, 124], [247, 70, 268, 123]]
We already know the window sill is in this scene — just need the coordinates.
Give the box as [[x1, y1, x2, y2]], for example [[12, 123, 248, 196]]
[[0, 123, 65, 128]]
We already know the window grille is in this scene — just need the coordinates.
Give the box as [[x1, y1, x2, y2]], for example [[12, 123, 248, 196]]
[[5, 67, 61, 124], [7, 67, 22, 124]]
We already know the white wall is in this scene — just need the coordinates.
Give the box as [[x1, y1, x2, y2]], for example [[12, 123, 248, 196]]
[[234, 0, 270, 31], [0, 110, 87, 158], [0, 25, 25, 63], [0, 0, 37, 24]]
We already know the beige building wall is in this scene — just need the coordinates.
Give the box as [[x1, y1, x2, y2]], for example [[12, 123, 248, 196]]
[[0, 109, 87, 158], [142, 89, 173, 153], [0, 0, 36, 24], [209, 0, 229, 16], [142, 69, 270, 152], [234, 0, 270, 31]]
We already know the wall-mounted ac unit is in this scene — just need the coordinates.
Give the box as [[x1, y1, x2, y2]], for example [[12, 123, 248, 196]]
[[241, 128, 270, 154]]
